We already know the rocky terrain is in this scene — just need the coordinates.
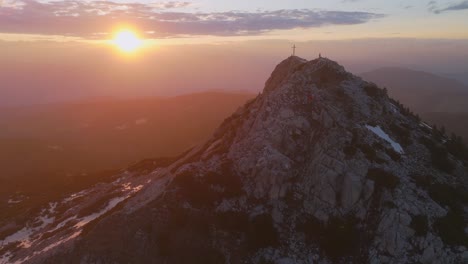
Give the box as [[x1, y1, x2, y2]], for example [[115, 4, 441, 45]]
[[1, 56, 467, 264]]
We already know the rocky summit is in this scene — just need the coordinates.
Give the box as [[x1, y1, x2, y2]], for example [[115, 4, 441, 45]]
[[2, 56, 468, 264]]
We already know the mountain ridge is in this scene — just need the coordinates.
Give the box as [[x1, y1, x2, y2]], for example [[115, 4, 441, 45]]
[[2, 56, 467, 264]]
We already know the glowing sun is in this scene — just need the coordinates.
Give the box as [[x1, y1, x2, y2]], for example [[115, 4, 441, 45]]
[[113, 30, 142, 52]]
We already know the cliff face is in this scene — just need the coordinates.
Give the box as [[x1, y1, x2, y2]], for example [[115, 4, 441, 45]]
[[4, 56, 467, 264]]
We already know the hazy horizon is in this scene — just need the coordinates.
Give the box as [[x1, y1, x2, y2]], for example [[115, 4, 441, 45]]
[[1, 0, 468, 105], [1, 38, 467, 106], [2, 1, 468, 262]]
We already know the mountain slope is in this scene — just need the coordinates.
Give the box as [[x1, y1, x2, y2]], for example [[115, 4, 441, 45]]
[[360, 67, 468, 113], [0, 92, 254, 219], [2, 57, 467, 264]]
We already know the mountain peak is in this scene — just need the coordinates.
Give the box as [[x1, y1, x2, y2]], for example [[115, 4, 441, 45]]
[[264, 56, 307, 93], [4, 57, 467, 264], [265, 56, 350, 95]]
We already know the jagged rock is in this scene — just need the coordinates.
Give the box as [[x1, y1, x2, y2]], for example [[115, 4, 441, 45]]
[[2, 56, 467, 264]]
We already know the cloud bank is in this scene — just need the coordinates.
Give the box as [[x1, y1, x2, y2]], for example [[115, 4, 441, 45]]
[[0, 0, 384, 38]]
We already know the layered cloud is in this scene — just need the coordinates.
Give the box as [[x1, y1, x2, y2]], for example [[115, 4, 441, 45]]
[[430, 0, 468, 13], [0, 0, 384, 38]]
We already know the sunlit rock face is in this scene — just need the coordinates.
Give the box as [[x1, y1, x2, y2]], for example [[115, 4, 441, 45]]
[[4, 56, 467, 264]]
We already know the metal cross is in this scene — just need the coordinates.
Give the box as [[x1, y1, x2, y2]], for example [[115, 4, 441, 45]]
[[292, 44, 296, 56]]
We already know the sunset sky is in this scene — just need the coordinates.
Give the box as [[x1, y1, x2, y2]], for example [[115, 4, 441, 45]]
[[1, 0, 468, 40], [1, 0, 467, 105]]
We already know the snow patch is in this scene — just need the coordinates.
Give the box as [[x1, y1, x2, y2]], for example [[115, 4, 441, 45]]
[[74, 196, 126, 228], [12, 231, 82, 264], [389, 103, 399, 113], [7, 195, 28, 205], [39, 231, 81, 254], [0, 252, 13, 264], [1, 174, 149, 263], [8, 199, 22, 204], [1, 226, 34, 248], [0, 205, 56, 249], [62, 189, 88, 203], [366, 125, 404, 154], [419, 122, 432, 130]]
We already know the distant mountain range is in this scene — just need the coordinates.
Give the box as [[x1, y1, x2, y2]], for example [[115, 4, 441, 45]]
[[361, 67, 468, 141], [441, 72, 468, 86], [361, 67, 468, 113]]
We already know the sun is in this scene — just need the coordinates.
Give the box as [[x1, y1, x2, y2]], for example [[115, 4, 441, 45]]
[[113, 30, 142, 53]]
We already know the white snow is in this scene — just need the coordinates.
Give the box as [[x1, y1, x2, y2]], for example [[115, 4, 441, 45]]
[[122, 182, 131, 191], [419, 122, 432, 130], [133, 185, 143, 192], [7, 195, 28, 205], [0, 205, 56, 249], [47, 202, 57, 214], [45, 216, 77, 234], [0, 174, 149, 263], [38, 231, 81, 254], [0, 252, 13, 264], [37, 214, 55, 228], [74, 181, 145, 229], [0, 226, 34, 248], [122, 183, 144, 192], [62, 189, 88, 203], [7, 199, 22, 204], [74, 196, 126, 228], [12, 231, 82, 264], [389, 103, 399, 113], [366, 125, 404, 154]]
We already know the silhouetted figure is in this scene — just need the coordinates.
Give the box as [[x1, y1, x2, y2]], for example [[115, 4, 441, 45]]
[[319, 53, 322, 58], [292, 44, 296, 56]]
